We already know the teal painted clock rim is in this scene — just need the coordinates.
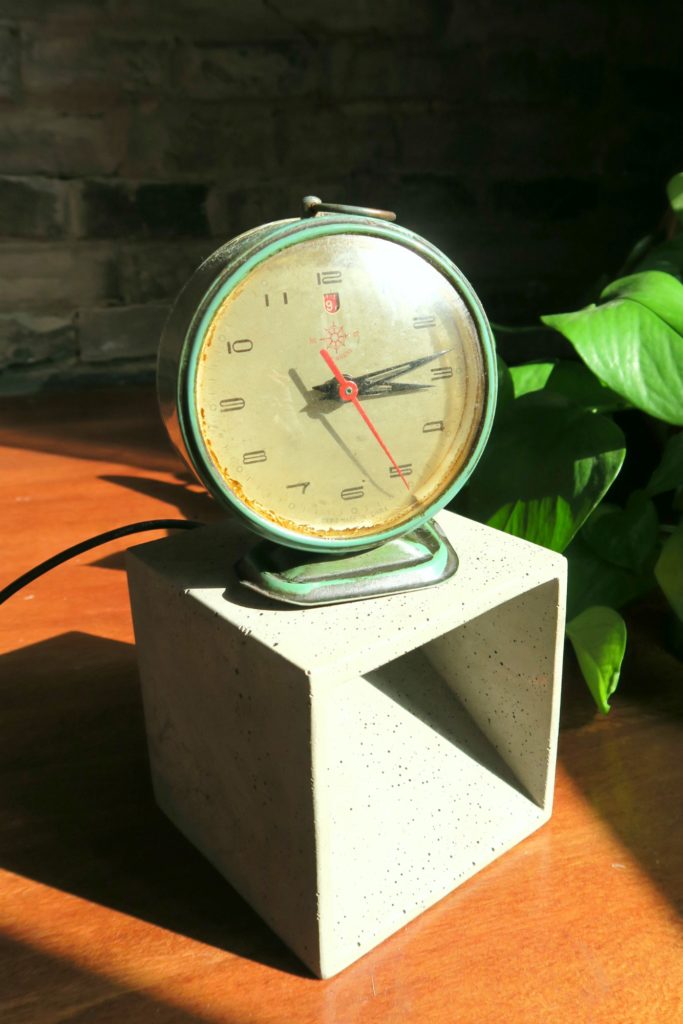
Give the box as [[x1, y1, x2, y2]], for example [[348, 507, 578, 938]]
[[179, 215, 498, 554]]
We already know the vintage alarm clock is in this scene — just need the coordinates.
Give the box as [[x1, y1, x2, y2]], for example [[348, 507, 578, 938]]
[[158, 197, 497, 604]]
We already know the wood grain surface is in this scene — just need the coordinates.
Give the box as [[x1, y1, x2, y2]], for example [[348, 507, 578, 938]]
[[1, 388, 681, 1024]]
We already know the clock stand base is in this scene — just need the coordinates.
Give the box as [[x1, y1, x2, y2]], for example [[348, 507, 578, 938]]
[[236, 517, 458, 606], [126, 510, 566, 979]]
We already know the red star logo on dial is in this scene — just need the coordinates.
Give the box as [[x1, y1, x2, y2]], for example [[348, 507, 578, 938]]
[[320, 324, 349, 353]]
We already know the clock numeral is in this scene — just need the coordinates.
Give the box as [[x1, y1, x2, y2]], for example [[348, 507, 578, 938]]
[[413, 315, 436, 329], [317, 271, 342, 285], [219, 397, 245, 412], [341, 485, 364, 501], [431, 366, 453, 380], [264, 292, 288, 307], [389, 463, 413, 478], [243, 449, 267, 464], [423, 420, 444, 433], [227, 338, 253, 354], [287, 481, 310, 494]]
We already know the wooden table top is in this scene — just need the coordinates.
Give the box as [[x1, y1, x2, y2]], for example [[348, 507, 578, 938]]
[[1, 387, 681, 1024]]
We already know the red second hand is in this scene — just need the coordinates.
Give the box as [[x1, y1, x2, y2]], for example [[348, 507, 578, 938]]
[[319, 348, 410, 491]]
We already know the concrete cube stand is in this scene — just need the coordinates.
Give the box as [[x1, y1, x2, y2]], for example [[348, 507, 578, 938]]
[[127, 511, 566, 979]]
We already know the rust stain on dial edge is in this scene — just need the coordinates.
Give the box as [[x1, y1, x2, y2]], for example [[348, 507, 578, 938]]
[[200, 443, 475, 542], [195, 282, 488, 541]]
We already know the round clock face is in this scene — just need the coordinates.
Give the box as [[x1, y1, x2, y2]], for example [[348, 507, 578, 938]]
[[190, 231, 491, 545]]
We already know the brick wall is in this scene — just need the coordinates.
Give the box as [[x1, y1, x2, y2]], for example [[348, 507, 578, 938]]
[[0, 0, 680, 392]]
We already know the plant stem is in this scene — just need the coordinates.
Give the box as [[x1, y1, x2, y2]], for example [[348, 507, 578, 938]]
[[491, 323, 551, 334]]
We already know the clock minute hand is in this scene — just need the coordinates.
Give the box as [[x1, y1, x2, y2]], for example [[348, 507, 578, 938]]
[[312, 348, 451, 399], [355, 349, 452, 389]]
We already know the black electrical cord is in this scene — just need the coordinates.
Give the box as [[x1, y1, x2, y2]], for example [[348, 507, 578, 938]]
[[0, 519, 204, 606]]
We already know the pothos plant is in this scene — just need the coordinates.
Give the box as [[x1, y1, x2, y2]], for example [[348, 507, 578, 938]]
[[453, 172, 683, 713]]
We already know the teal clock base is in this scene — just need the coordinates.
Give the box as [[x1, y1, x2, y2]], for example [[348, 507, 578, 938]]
[[236, 518, 458, 606]]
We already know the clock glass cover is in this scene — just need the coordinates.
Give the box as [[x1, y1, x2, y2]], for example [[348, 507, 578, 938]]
[[163, 218, 496, 552]]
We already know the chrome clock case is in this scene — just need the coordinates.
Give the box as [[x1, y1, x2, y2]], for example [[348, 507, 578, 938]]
[[157, 198, 498, 603]]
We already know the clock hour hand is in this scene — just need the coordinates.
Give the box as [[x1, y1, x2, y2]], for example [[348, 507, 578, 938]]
[[361, 381, 433, 397], [312, 348, 451, 399]]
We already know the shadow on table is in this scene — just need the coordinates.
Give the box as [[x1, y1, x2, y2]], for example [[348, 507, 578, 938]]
[[84, 475, 222, 573], [559, 602, 683, 919], [0, 631, 309, 979], [0, 387, 177, 473], [0, 932, 224, 1024], [98, 472, 219, 527]]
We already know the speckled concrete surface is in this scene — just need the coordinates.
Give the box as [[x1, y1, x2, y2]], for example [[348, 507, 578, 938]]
[[127, 511, 566, 977]]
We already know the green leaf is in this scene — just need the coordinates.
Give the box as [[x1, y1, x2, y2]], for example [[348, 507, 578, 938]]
[[496, 353, 514, 409], [457, 391, 626, 552], [623, 233, 655, 274], [635, 235, 683, 279], [581, 490, 659, 573], [600, 270, 683, 336], [667, 172, 683, 223], [566, 606, 627, 713], [509, 359, 628, 412], [542, 272, 683, 425], [546, 361, 629, 413], [509, 361, 554, 397], [566, 536, 645, 620], [487, 494, 574, 550], [654, 523, 683, 621], [647, 432, 683, 495]]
